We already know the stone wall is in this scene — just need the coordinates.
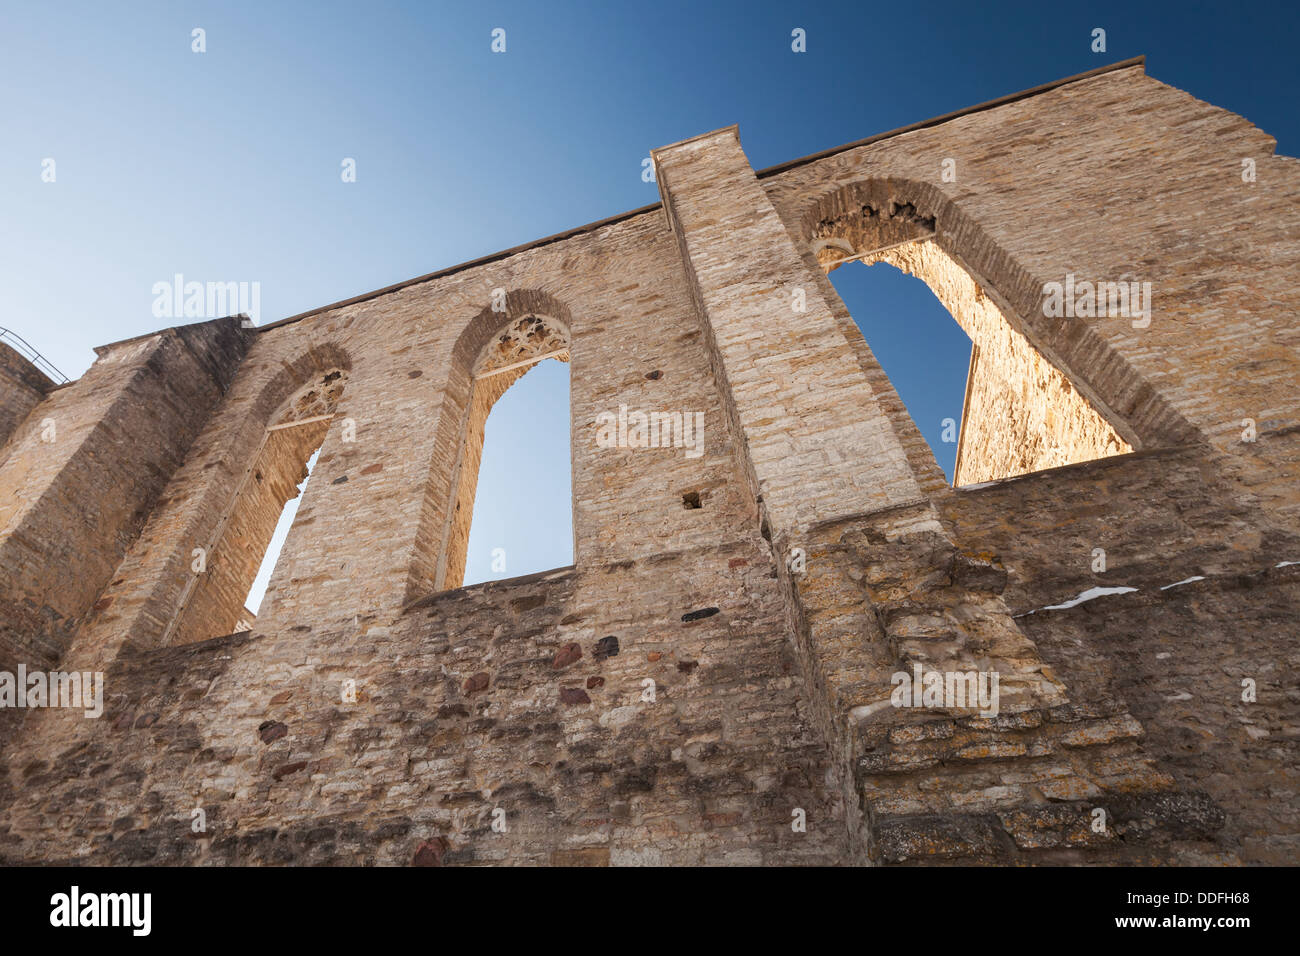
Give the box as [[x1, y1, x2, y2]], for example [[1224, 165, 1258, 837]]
[[0, 59, 1296, 866], [0, 320, 246, 676], [0, 549, 847, 865], [0, 342, 55, 453]]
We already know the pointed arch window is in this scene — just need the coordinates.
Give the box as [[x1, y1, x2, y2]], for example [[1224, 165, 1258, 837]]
[[439, 314, 573, 590], [165, 369, 347, 643], [809, 185, 1132, 486]]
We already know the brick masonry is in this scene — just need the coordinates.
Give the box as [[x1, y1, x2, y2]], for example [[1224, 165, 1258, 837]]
[[0, 60, 1296, 865]]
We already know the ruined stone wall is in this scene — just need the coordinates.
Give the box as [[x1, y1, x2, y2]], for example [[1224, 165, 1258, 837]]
[[939, 444, 1300, 612], [938, 449, 1300, 864], [742, 60, 1298, 862], [0, 343, 54, 454], [762, 63, 1300, 498], [0, 550, 848, 865], [1, 60, 1297, 866], [1017, 566, 1299, 866], [0, 196, 854, 864], [0, 320, 246, 675]]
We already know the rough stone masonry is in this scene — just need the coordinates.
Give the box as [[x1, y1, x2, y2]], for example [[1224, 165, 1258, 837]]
[[0, 58, 1296, 865]]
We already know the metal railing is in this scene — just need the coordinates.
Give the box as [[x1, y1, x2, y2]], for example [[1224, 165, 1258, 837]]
[[0, 327, 71, 384]]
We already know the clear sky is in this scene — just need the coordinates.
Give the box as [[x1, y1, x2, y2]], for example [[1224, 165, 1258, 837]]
[[4, 0, 1297, 597]]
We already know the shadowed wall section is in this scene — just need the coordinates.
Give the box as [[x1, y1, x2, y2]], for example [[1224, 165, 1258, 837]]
[[0, 342, 55, 454], [0, 319, 247, 675]]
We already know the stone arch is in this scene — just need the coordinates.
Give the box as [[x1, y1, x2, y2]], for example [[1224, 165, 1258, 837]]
[[242, 343, 353, 433], [409, 290, 573, 598], [798, 177, 1194, 484], [68, 343, 354, 660], [161, 345, 353, 645]]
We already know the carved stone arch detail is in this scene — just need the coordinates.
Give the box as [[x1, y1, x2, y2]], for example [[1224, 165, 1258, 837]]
[[473, 314, 571, 377], [254, 342, 353, 426], [450, 289, 574, 374]]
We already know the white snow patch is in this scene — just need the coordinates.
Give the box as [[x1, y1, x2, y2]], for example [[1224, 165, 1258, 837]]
[[1019, 586, 1138, 616], [1041, 585, 1138, 611], [850, 699, 895, 722], [1160, 576, 1206, 590]]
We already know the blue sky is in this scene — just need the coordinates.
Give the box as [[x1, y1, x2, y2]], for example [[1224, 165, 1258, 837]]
[[4, 0, 1297, 596]]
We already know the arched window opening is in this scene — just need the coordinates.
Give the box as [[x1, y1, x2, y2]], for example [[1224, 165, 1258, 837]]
[[463, 358, 572, 586], [441, 314, 572, 590], [166, 369, 346, 644], [241, 446, 320, 624], [829, 260, 972, 481], [812, 193, 1131, 487]]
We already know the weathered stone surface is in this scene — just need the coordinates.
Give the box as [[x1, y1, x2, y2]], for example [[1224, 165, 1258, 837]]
[[0, 60, 1295, 866], [258, 721, 288, 744]]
